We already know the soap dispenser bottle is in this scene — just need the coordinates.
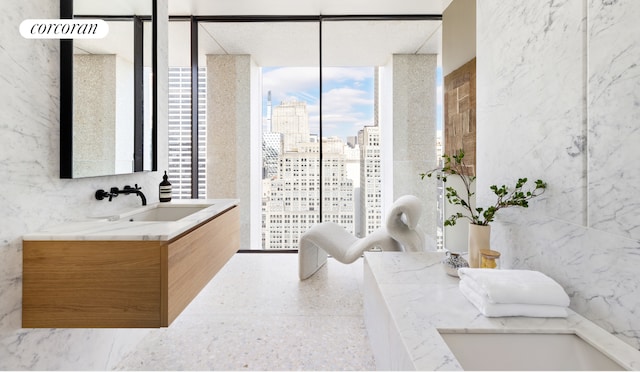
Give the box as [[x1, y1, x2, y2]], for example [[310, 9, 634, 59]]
[[159, 171, 172, 202]]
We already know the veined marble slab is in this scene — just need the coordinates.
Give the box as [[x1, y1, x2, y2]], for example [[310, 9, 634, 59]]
[[22, 199, 239, 241], [363, 252, 640, 371]]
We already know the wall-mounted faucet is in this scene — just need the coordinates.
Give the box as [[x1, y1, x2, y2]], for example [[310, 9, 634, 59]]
[[119, 185, 147, 206], [95, 184, 147, 206]]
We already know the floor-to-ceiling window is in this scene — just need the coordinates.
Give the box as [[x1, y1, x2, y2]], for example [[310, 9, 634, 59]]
[[260, 66, 376, 249], [168, 15, 442, 251]]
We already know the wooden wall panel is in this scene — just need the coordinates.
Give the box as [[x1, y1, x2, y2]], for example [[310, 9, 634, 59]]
[[444, 57, 476, 175]]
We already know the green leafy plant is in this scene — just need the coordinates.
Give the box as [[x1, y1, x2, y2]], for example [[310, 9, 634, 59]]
[[420, 149, 547, 226]]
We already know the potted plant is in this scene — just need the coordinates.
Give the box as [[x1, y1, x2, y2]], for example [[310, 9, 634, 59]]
[[421, 149, 547, 267]]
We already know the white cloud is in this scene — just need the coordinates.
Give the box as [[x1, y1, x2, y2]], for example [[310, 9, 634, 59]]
[[262, 67, 319, 104], [322, 67, 372, 83], [323, 87, 372, 114], [263, 66, 374, 138], [262, 66, 373, 104], [319, 87, 374, 138]]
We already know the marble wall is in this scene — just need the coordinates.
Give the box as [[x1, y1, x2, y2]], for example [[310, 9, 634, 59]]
[[0, 0, 168, 369], [477, 0, 640, 349]]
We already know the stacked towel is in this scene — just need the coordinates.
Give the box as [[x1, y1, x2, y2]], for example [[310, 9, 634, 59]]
[[458, 268, 570, 318]]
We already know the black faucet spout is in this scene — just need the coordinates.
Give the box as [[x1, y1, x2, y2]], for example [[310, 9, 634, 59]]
[[138, 188, 147, 206], [122, 184, 147, 206]]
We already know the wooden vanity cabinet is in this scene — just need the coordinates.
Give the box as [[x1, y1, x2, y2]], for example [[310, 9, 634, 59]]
[[22, 206, 239, 328]]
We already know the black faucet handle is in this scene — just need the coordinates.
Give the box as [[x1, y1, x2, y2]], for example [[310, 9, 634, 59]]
[[95, 189, 109, 201]]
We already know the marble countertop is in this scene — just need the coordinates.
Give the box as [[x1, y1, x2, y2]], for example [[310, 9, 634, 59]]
[[363, 251, 640, 370], [22, 199, 239, 241]]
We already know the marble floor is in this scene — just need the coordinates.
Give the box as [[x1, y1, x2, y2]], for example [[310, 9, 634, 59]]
[[115, 253, 376, 371]]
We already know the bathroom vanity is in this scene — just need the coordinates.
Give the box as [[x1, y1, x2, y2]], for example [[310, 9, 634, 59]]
[[364, 251, 640, 370], [22, 199, 239, 328]]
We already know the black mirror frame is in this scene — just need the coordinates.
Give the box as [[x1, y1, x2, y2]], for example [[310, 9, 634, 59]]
[[59, 0, 157, 178]]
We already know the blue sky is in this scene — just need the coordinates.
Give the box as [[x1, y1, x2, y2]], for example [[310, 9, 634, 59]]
[[262, 66, 442, 141]]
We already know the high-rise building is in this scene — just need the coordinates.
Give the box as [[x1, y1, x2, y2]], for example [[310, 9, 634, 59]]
[[320, 138, 355, 235], [271, 99, 310, 152], [262, 132, 283, 180], [266, 90, 273, 133], [263, 140, 355, 250], [344, 139, 362, 236], [359, 125, 382, 237], [357, 68, 383, 238], [263, 145, 319, 250], [167, 67, 207, 199], [262, 91, 282, 180], [346, 136, 358, 148], [262, 100, 355, 249]]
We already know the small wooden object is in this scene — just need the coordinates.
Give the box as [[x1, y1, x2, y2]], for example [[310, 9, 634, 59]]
[[479, 249, 501, 269]]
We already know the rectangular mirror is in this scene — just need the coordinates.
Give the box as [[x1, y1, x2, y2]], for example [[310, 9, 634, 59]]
[[60, 0, 156, 178]]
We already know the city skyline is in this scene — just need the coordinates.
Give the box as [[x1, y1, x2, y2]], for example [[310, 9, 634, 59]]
[[261, 99, 366, 249]]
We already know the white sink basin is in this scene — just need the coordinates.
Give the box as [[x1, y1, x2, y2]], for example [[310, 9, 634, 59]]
[[120, 204, 211, 222], [23, 199, 239, 242], [439, 331, 624, 371]]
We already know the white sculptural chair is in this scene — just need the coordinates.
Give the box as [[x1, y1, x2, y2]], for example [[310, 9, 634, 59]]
[[298, 194, 434, 280]]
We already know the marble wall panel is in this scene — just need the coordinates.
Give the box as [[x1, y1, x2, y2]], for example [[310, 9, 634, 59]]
[[493, 209, 640, 348], [588, 0, 640, 240], [477, 0, 640, 349], [476, 0, 587, 224]]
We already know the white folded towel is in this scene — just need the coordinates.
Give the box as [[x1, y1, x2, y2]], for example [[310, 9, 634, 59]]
[[458, 268, 570, 307], [459, 280, 568, 318]]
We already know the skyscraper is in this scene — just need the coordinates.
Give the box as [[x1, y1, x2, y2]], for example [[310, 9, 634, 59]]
[[262, 90, 282, 180], [263, 145, 320, 250], [357, 68, 383, 237], [262, 132, 282, 180], [359, 125, 382, 237], [320, 137, 355, 234], [271, 99, 310, 152], [266, 90, 272, 133], [262, 101, 355, 250], [167, 66, 207, 199]]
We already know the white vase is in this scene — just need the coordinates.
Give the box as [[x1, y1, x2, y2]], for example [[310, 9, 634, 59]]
[[468, 224, 491, 268]]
